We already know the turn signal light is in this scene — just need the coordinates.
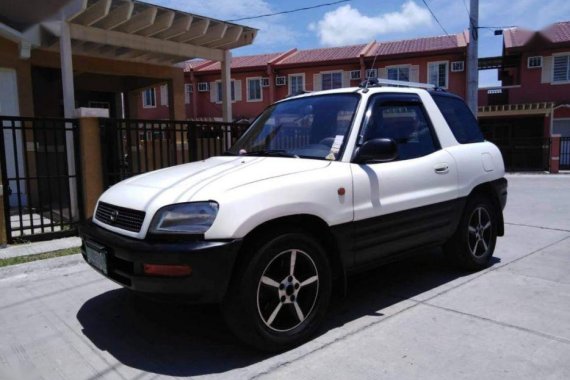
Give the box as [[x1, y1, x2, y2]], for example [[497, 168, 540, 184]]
[[143, 264, 192, 277]]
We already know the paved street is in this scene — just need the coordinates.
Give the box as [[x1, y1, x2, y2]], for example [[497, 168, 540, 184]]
[[0, 174, 569, 380]]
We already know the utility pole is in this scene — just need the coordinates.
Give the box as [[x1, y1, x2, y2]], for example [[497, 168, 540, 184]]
[[467, 0, 479, 116]]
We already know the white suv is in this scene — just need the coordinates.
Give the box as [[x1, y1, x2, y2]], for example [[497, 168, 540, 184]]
[[80, 80, 507, 351]]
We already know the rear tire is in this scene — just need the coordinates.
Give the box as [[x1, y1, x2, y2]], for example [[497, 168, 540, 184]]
[[444, 195, 498, 270], [222, 232, 331, 352]]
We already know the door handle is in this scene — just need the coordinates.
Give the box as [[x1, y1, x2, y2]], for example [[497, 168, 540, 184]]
[[434, 163, 449, 174]]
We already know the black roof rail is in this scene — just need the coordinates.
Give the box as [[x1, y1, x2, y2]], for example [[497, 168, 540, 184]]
[[359, 77, 444, 91]]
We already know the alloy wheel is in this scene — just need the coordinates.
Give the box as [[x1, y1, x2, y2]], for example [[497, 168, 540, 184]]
[[467, 206, 492, 257], [256, 249, 319, 332]]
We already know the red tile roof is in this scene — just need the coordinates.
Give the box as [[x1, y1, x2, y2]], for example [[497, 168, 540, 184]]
[[183, 59, 208, 71], [190, 52, 285, 72], [503, 28, 535, 49], [279, 43, 368, 65], [368, 33, 467, 57], [504, 22, 570, 49], [185, 32, 469, 73], [541, 21, 570, 44]]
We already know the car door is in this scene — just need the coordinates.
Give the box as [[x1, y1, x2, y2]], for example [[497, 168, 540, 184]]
[[350, 93, 459, 266]]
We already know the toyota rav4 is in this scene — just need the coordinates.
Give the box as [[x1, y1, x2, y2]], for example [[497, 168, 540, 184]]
[[80, 79, 507, 351]]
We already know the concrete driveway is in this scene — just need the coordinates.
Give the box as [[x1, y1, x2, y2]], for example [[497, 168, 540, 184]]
[[0, 174, 569, 380]]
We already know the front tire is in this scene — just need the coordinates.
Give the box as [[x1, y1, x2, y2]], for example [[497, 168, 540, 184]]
[[444, 195, 498, 270], [223, 232, 331, 352]]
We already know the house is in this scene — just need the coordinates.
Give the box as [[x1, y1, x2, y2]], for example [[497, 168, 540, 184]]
[[0, 0, 256, 243], [137, 32, 469, 120], [478, 21, 570, 170], [0, 0, 256, 121]]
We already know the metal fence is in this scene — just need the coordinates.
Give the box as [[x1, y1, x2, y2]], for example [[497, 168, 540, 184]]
[[0, 117, 83, 243], [487, 137, 551, 172], [560, 137, 570, 170], [100, 119, 249, 187]]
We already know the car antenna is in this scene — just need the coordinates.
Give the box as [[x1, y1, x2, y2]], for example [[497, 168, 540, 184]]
[[362, 43, 380, 93]]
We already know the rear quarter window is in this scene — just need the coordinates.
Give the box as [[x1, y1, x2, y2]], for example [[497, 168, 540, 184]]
[[431, 94, 484, 144]]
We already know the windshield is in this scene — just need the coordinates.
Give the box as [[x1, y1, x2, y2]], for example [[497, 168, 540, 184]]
[[228, 93, 360, 160]]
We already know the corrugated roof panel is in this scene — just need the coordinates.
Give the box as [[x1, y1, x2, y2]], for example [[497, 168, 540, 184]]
[[369, 34, 462, 56], [191, 51, 285, 71], [280, 44, 368, 64]]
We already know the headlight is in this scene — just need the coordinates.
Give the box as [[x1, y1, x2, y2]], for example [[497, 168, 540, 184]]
[[149, 202, 218, 234]]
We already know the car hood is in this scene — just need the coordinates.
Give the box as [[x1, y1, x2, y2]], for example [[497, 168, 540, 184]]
[[97, 156, 331, 212]]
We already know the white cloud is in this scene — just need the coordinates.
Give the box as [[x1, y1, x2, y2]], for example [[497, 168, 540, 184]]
[[310, 2, 432, 46]]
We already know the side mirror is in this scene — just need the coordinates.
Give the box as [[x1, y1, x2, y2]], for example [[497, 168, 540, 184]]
[[353, 138, 398, 164]]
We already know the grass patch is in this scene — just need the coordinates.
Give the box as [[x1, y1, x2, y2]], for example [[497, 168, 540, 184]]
[[0, 247, 81, 268]]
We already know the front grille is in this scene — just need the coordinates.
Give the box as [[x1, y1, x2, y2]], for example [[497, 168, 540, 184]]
[[95, 202, 146, 233]]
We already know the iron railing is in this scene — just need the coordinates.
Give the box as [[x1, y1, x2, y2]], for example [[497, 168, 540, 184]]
[[560, 137, 570, 170], [100, 119, 249, 187], [488, 137, 551, 172], [0, 116, 83, 243]]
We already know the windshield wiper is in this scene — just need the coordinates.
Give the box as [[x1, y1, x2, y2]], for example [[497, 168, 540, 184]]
[[241, 149, 299, 158]]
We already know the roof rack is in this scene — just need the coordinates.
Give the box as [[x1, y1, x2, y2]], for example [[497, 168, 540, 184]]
[[359, 78, 439, 91]]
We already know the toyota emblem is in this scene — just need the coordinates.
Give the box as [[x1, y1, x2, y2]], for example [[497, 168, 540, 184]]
[[109, 210, 119, 223]]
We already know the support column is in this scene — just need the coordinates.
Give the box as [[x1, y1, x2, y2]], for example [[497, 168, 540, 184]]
[[550, 136, 561, 174], [190, 70, 198, 119], [78, 114, 105, 218], [60, 20, 79, 220], [170, 71, 186, 120], [221, 49, 232, 122], [267, 64, 275, 104], [466, 0, 479, 115]]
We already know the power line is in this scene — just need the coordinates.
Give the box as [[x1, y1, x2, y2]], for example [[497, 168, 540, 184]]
[[226, 0, 351, 22], [421, 0, 450, 36], [479, 25, 517, 29]]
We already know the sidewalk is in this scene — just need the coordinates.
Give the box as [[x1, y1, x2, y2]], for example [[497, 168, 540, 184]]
[[0, 236, 82, 260]]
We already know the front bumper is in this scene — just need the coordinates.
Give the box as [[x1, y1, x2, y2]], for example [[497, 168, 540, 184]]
[[79, 220, 242, 303]]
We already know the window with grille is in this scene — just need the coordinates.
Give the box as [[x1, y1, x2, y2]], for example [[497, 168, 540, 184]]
[[365, 69, 377, 79], [553, 55, 570, 82], [428, 62, 448, 88], [142, 88, 156, 108], [527, 56, 542, 68], [289, 74, 304, 95], [321, 72, 343, 90], [197, 82, 209, 92], [387, 66, 410, 81], [247, 78, 262, 101], [276, 76, 287, 86], [350, 70, 361, 80], [216, 81, 236, 102]]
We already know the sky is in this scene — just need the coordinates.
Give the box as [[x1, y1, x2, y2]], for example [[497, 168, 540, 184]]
[[147, 0, 570, 87]]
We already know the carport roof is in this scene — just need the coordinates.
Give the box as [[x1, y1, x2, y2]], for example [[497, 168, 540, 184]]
[[0, 0, 257, 64]]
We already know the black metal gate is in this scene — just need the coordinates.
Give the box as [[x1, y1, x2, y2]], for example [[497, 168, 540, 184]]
[[100, 119, 249, 187], [489, 137, 551, 171], [0, 117, 83, 243], [560, 137, 570, 170]]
